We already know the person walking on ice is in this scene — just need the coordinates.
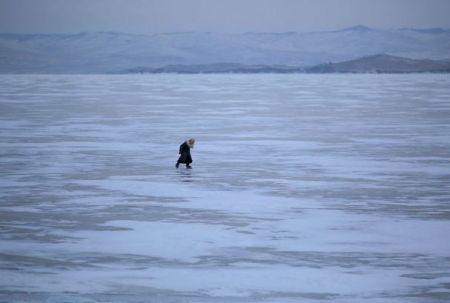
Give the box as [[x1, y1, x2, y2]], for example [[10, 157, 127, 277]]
[[176, 138, 195, 169]]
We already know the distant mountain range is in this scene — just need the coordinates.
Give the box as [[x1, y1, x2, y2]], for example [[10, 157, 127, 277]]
[[1, 26, 450, 73], [304, 54, 450, 73]]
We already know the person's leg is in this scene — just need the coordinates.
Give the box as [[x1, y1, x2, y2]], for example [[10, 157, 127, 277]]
[[176, 161, 180, 168]]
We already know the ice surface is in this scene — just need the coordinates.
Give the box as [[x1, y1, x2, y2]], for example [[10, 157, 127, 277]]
[[1, 74, 450, 302]]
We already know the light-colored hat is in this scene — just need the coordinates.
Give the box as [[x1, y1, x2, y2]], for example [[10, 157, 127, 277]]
[[187, 138, 195, 147]]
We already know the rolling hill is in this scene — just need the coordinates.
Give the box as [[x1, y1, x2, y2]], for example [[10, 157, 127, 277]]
[[1, 26, 450, 73]]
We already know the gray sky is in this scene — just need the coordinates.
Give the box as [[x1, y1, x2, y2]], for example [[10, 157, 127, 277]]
[[1, 0, 450, 34]]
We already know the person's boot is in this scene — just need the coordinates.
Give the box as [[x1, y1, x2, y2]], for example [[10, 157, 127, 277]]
[[186, 164, 192, 169], [175, 162, 179, 168]]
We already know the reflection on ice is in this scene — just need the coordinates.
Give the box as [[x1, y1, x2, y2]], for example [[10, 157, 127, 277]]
[[1, 74, 450, 302]]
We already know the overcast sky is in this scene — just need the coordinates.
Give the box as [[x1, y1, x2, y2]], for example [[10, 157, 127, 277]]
[[1, 0, 450, 34]]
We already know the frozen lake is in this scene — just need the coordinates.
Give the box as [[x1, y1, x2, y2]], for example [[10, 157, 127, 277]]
[[1, 74, 450, 302]]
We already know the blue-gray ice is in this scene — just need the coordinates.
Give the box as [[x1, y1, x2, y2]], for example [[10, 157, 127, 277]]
[[1, 74, 450, 302]]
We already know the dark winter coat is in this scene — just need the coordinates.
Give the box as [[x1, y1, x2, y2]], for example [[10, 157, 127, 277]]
[[177, 142, 192, 164]]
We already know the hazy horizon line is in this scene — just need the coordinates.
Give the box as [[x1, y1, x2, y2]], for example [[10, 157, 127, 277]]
[[1, 25, 450, 36]]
